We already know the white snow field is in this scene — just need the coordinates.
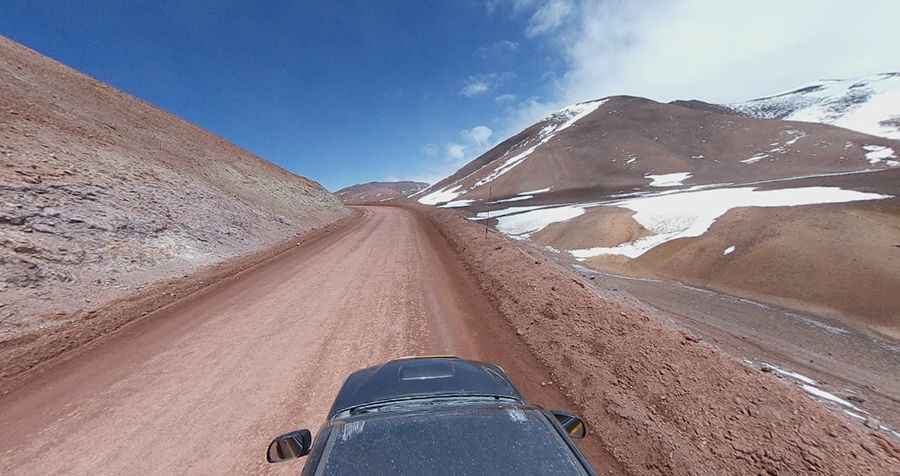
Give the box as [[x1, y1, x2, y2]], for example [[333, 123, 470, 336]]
[[862, 145, 899, 166], [570, 187, 891, 259], [482, 185, 891, 250], [417, 184, 463, 205], [645, 172, 692, 187], [492, 205, 586, 236], [560, 186, 892, 259], [733, 73, 900, 140]]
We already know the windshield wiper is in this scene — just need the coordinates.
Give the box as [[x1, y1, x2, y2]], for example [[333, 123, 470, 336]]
[[348, 395, 517, 416]]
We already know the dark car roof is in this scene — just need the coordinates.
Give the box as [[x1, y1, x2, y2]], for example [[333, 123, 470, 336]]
[[327, 357, 522, 418]]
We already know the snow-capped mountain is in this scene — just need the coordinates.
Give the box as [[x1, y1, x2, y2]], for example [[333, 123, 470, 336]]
[[413, 94, 900, 344], [416, 95, 898, 208], [416, 99, 606, 206], [732, 73, 900, 140]]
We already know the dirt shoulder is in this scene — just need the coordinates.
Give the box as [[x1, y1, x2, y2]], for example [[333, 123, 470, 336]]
[[415, 203, 900, 475], [0, 211, 360, 396]]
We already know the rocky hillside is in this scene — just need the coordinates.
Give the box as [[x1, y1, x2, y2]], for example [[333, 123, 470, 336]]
[[417, 95, 898, 205], [732, 72, 900, 140], [336, 180, 428, 204], [416, 95, 900, 339], [0, 36, 349, 348]]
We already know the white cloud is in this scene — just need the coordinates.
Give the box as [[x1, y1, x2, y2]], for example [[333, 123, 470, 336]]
[[480, 0, 900, 149], [422, 143, 439, 157], [521, 0, 900, 105], [415, 0, 900, 192], [446, 143, 466, 160], [461, 79, 491, 97], [460, 125, 494, 148], [478, 40, 520, 59], [410, 126, 495, 183], [460, 72, 516, 97], [525, 0, 573, 37]]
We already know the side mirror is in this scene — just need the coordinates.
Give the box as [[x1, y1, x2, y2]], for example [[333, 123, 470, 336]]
[[551, 410, 587, 439], [266, 429, 312, 463]]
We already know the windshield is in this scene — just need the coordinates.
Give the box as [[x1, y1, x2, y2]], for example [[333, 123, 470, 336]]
[[314, 404, 587, 476]]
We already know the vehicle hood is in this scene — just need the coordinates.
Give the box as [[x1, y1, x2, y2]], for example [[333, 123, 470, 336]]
[[327, 357, 521, 418]]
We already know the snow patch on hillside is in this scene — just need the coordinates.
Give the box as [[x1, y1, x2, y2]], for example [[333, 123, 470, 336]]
[[758, 362, 817, 385], [493, 205, 586, 236], [418, 101, 601, 206], [862, 145, 899, 166], [471, 205, 547, 220], [569, 186, 891, 259], [801, 385, 862, 412], [439, 199, 476, 208], [491, 195, 533, 204], [474, 99, 607, 188], [418, 185, 463, 205], [646, 172, 691, 187], [741, 153, 769, 164], [733, 73, 900, 139]]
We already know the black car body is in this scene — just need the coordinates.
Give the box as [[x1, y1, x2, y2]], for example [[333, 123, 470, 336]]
[[267, 356, 596, 475]]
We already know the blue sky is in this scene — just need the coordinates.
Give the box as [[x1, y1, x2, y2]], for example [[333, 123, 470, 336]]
[[3, 1, 898, 190], [1, 1, 567, 190]]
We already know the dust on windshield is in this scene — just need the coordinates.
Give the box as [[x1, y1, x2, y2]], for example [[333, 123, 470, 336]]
[[316, 405, 588, 475]]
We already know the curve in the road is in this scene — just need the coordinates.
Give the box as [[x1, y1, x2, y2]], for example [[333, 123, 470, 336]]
[[0, 206, 622, 475]]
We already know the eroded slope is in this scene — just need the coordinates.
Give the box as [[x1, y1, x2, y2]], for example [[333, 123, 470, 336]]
[[0, 36, 348, 367]]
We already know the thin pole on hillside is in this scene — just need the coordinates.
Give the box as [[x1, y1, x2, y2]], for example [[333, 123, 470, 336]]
[[485, 181, 493, 239]]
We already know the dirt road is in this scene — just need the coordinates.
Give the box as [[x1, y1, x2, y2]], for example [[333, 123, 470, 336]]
[[0, 206, 621, 475]]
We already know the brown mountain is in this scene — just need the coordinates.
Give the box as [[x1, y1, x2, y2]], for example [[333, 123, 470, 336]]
[[418, 95, 897, 203], [418, 95, 900, 339], [336, 180, 428, 204], [0, 36, 348, 341]]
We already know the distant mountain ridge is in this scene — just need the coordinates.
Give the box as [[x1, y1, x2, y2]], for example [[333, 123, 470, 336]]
[[336, 180, 429, 203]]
